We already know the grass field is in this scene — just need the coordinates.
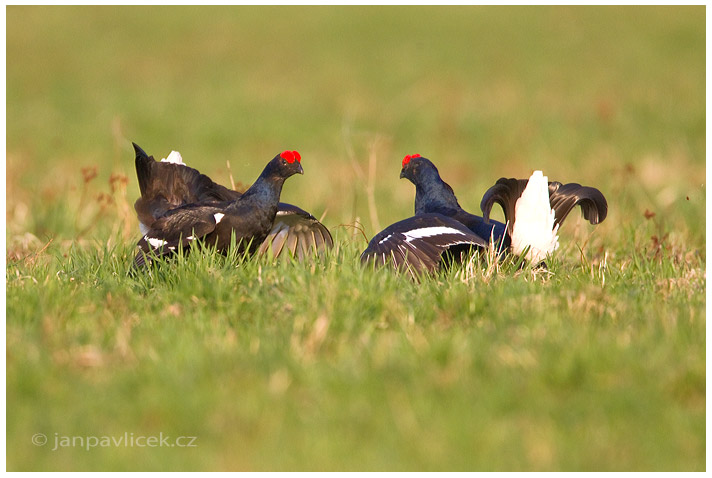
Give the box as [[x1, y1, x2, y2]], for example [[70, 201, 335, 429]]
[[6, 6, 706, 471]]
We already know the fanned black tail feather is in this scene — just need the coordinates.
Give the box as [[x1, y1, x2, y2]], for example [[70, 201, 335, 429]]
[[547, 181, 608, 227], [133, 143, 154, 198], [479, 178, 528, 237], [480, 176, 608, 234]]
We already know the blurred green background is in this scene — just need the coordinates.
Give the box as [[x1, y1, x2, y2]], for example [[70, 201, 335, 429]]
[[7, 5, 705, 247], [6, 5, 705, 471]]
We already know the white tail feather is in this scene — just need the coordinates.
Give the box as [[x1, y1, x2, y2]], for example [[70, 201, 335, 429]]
[[511, 170, 559, 263]]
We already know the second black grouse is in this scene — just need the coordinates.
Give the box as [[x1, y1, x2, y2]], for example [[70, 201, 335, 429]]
[[133, 144, 332, 267]]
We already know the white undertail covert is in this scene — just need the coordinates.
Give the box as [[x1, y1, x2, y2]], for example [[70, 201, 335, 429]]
[[160, 151, 185, 165], [511, 170, 559, 263]]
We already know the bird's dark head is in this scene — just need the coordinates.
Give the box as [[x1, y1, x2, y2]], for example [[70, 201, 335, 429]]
[[400, 154, 438, 185], [400, 154, 460, 213], [267, 150, 304, 178]]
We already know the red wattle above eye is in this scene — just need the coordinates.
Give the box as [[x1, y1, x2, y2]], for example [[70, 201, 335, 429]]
[[402, 153, 420, 168], [280, 150, 301, 163]]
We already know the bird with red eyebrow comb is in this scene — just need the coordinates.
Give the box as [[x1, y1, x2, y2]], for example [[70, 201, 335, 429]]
[[132, 144, 332, 267], [361, 153, 607, 274]]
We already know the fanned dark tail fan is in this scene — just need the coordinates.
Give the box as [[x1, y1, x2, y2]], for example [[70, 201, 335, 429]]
[[479, 178, 528, 236], [547, 181, 608, 227], [480, 177, 608, 232], [361, 213, 488, 275]]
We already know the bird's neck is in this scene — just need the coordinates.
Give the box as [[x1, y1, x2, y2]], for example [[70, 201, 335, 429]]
[[238, 171, 285, 208], [414, 171, 462, 215]]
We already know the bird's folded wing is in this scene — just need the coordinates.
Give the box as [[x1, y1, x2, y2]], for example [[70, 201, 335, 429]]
[[134, 207, 219, 267], [361, 213, 487, 275]]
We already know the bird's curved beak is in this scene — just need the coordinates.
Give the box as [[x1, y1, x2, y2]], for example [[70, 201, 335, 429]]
[[399, 168, 406, 179], [297, 163, 304, 175]]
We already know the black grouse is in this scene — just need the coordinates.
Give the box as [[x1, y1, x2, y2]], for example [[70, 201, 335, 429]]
[[361, 154, 608, 273], [133, 143, 331, 267]]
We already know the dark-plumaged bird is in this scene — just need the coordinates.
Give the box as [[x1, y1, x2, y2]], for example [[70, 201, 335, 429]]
[[132, 143, 332, 267], [361, 154, 608, 273]]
